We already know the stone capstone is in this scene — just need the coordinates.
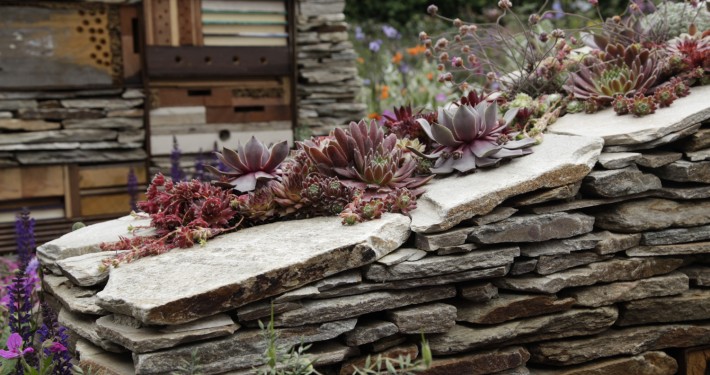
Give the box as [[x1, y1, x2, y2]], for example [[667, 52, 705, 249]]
[[563, 271, 689, 307], [528, 323, 710, 366], [429, 307, 617, 355], [57, 251, 127, 287], [386, 303, 457, 334], [410, 134, 603, 233], [494, 257, 683, 294], [468, 213, 595, 244], [97, 214, 411, 325], [594, 198, 710, 232]]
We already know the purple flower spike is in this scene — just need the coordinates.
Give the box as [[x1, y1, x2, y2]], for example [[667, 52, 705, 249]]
[[382, 24, 401, 39], [0, 333, 34, 359], [355, 26, 365, 41], [369, 39, 383, 52]]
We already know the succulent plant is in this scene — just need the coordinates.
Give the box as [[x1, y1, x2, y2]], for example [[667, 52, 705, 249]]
[[641, 1, 710, 41], [382, 105, 437, 145], [666, 28, 710, 72], [627, 93, 657, 117], [414, 101, 535, 174], [564, 44, 659, 103], [653, 84, 678, 107], [301, 174, 357, 217], [612, 95, 630, 115], [300, 120, 432, 196], [206, 136, 289, 192]]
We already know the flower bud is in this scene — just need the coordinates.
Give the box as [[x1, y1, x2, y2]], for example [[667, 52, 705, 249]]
[[435, 37, 449, 50], [498, 0, 512, 9], [427, 4, 439, 15], [419, 31, 429, 41], [453, 18, 463, 27], [528, 14, 540, 25]]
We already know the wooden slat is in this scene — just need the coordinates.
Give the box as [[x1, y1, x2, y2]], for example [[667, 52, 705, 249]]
[[120, 5, 142, 81], [143, 0, 154, 45], [80, 192, 145, 217], [79, 163, 147, 189], [169, 0, 180, 46], [64, 165, 81, 219], [145, 46, 290, 78], [151, 0, 172, 46], [0, 166, 65, 200], [0, 168, 22, 200], [151, 80, 289, 108], [206, 104, 291, 123], [177, 0, 202, 46]]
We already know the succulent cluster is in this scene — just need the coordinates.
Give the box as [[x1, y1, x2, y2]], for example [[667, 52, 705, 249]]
[[413, 100, 535, 174]]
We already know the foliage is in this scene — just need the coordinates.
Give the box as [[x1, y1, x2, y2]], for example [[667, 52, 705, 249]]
[[351, 335, 432, 374], [256, 308, 319, 375], [413, 99, 535, 174]]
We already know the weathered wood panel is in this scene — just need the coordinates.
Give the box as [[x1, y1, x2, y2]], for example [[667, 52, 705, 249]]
[[0, 4, 120, 89], [145, 46, 290, 78], [78, 163, 147, 189], [80, 190, 145, 217], [0, 166, 65, 200]]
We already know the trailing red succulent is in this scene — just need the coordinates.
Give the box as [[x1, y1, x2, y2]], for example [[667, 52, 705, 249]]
[[100, 174, 241, 266]]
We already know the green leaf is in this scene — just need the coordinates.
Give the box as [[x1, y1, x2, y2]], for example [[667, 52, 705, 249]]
[[0, 359, 19, 375]]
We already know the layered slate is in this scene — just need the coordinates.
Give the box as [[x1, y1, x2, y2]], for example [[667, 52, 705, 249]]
[[410, 134, 603, 233], [97, 214, 411, 325]]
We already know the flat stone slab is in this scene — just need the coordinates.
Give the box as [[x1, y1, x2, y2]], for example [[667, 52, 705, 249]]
[[415, 228, 471, 251], [235, 300, 302, 322], [43, 274, 107, 315], [535, 252, 613, 275], [340, 344, 417, 375], [37, 215, 152, 269], [528, 323, 710, 366], [509, 182, 581, 207], [343, 320, 399, 346], [58, 309, 126, 353], [0, 119, 61, 131], [675, 128, 710, 151], [680, 266, 710, 286], [635, 151, 683, 168], [651, 160, 710, 183], [549, 86, 710, 145], [641, 225, 710, 245], [581, 167, 661, 197], [60, 98, 143, 109], [520, 234, 601, 257], [429, 307, 617, 355], [455, 293, 575, 325], [530, 351, 677, 375], [386, 302, 456, 334], [133, 319, 356, 374], [458, 282, 498, 302], [686, 148, 710, 161], [469, 206, 519, 225], [97, 214, 410, 325], [468, 213, 594, 244], [591, 231, 641, 254], [418, 346, 530, 375], [410, 134, 602, 233], [603, 123, 703, 151], [594, 198, 710, 232], [57, 251, 127, 287], [75, 340, 135, 375], [597, 152, 641, 169], [376, 248, 427, 266], [62, 117, 143, 130], [563, 271, 688, 307], [272, 286, 455, 327], [626, 241, 710, 256], [511, 258, 538, 275], [494, 257, 683, 294], [95, 314, 239, 353], [617, 289, 710, 326], [364, 246, 519, 282]]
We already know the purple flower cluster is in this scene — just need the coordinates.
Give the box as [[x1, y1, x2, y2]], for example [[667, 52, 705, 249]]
[[170, 135, 185, 182], [128, 167, 139, 211], [14, 208, 35, 271]]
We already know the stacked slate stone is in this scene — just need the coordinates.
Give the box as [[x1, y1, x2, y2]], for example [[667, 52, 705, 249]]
[[0, 88, 146, 166], [37, 86, 709, 375], [296, 0, 366, 136]]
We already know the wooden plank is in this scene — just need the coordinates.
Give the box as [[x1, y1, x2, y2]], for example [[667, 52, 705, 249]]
[[80, 192, 145, 217], [206, 104, 291, 123], [64, 165, 81, 219], [0, 168, 22, 200], [145, 46, 290, 78], [143, 0, 154, 45], [0, 4, 117, 89], [21, 166, 65, 198], [169, 0, 180, 46], [683, 346, 710, 375], [79, 163, 147, 189], [151, 80, 289, 108], [151, 0, 172, 46], [177, 0, 202, 46], [120, 5, 142, 81]]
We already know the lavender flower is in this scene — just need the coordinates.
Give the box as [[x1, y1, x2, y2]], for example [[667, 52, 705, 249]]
[[127, 167, 139, 211], [170, 136, 184, 182], [7, 272, 33, 349], [193, 150, 206, 182], [355, 26, 365, 41], [38, 303, 73, 375], [382, 24, 400, 39], [369, 39, 383, 52], [15, 208, 35, 271]]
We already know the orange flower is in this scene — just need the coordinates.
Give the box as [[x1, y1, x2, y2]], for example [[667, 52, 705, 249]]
[[407, 45, 427, 56], [356, 57, 365, 64], [368, 112, 382, 120], [391, 52, 403, 64], [380, 85, 390, 100], [427, 72, 434, 81]]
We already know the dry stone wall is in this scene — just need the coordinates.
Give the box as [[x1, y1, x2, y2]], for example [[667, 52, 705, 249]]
[[38, 86, 710, 374]]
